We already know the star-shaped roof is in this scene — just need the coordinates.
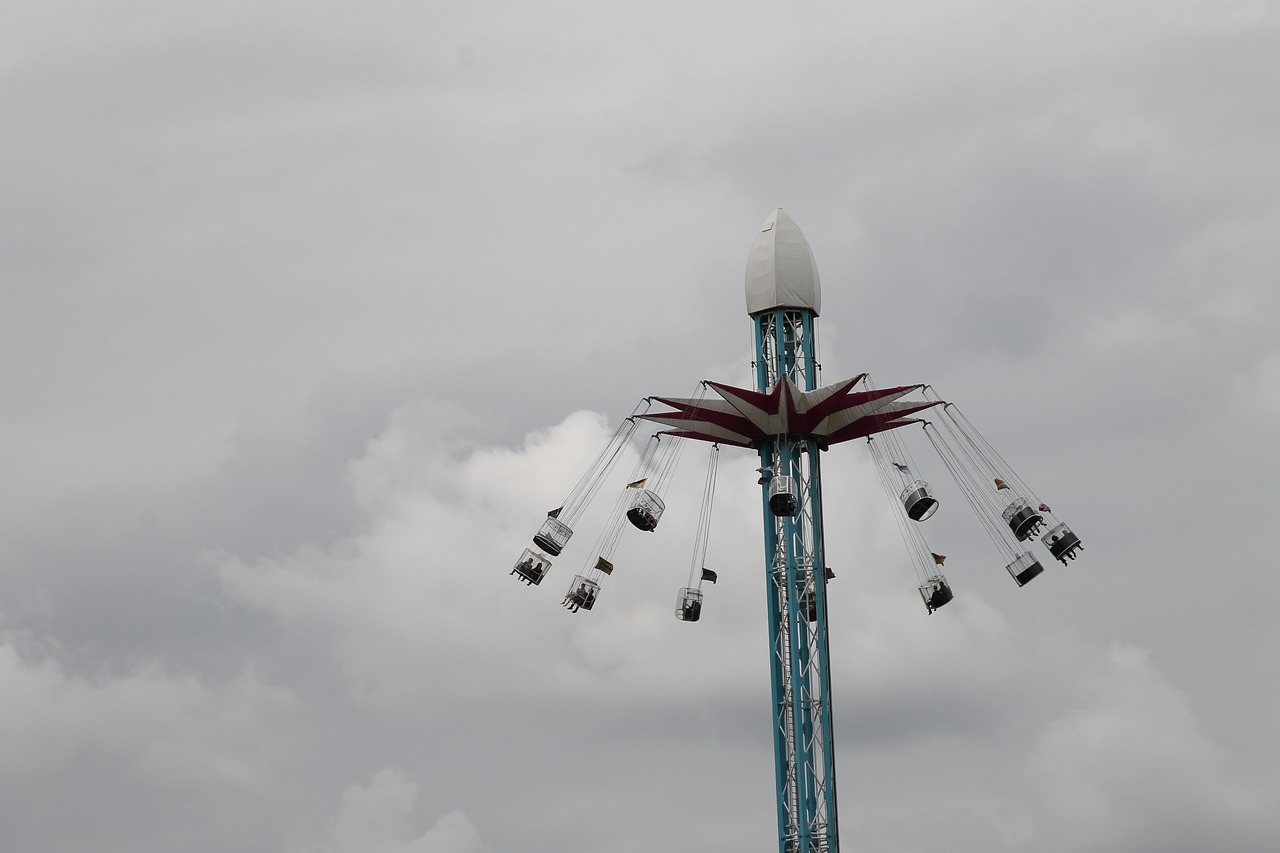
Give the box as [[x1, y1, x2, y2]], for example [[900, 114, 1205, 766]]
[[642, 375, 939, 448]]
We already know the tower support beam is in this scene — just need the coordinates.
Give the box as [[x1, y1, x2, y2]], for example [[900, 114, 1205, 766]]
[[755, 306, 839, 853]]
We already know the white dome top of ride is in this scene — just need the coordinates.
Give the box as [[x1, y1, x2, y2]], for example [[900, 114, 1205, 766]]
[[744, 208, 822, 317]]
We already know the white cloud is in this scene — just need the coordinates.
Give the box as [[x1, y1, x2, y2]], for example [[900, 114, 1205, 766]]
[[219, 404, 633, 711], [4, 2, 1279, 850], [291, 768, 484, 853], [1017, 643, 1278, 852], [0, 636, 300, 788]]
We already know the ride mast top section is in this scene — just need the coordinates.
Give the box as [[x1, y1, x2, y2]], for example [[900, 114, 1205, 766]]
[[747, 209, 821, 392], [644, 209, 938, 446], [746, 208, 822, 319]]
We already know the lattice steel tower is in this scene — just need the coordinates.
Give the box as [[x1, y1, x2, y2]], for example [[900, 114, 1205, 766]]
[[748, 212, 839, 853], [642, 210, 939, 853]]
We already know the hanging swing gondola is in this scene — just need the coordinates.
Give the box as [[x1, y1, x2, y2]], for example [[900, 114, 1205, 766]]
[[532, 515, 573, 556], [798, 580, 820, 622], [563, 576, 600, 612], [1006, 551, 1045, 587], [626, 488, 665, 531], [919, 575, 954, 614], [676, 446, 721, 623], [866, 421, 956, 615], [769, 474, 799, 517], [1042, 522, 1083, 563], [676, 588, 703, 622], [921, 393, 1086, 587], [900, 479, 939, 521], [510, 548, 551, 586], [622, 393, 702, 533], [514, 399, 653, 586], [557, 405, 699, 615], [1001, 496, 1045, 541]]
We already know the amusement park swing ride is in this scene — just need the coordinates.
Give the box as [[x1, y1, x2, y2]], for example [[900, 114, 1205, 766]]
[[508, 209, 1083, 853]]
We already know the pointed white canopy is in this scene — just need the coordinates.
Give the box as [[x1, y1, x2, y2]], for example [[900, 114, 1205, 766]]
[[745, 208, 821, 317]]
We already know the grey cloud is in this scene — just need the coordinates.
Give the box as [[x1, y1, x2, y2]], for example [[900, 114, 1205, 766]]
[[3, 1, 1278, 851]]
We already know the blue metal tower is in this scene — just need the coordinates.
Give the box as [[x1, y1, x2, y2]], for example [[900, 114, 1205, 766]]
[[641, 210, 938, 853], [749, 214, 839, 853]]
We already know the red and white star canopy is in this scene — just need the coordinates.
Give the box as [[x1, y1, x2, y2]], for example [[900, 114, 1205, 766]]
[[642, 375, 939, 448]]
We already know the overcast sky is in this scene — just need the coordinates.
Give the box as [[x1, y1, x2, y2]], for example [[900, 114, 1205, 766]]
[[3, 1, 1279, 851]]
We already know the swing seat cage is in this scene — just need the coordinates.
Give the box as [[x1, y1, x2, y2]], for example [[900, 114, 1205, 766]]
[[532, 516, 573, 556], [563, 575, 600, 612], [1006, 551, 1044, 587], [511, 548, 551, 586], [1002, 497, 1045, 541], [769, 474, 799, 517], [900, 480, 940, 522], [798, 581, 819, 623], [676, 588, 704, 622], [919, 574, 953, 614], [626, 489, 665, 532], [1042, 522, 1083, 564]]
